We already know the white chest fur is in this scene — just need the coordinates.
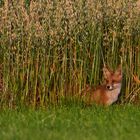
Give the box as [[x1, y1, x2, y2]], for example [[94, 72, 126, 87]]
[[106, 83, 122, 105]]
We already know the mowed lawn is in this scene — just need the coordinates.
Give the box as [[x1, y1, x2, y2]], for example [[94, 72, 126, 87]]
[[0, 105, 140, 140]]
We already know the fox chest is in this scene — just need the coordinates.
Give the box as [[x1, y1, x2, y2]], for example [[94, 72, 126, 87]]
[[105, 88, 121, 105]]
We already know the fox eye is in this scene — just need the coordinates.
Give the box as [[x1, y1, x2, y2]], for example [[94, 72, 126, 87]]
[[112, 80, 117, 83], [106, 80, 109, 82]]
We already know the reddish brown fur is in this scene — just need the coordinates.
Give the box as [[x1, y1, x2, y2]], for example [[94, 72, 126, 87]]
[[82, 85, 109, 106]]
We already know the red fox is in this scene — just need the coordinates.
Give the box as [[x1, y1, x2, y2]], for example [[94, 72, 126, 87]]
[[82, 65, 122, 106]]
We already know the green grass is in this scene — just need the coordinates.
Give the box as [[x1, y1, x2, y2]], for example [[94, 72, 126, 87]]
[[0, 105, 140, 140]]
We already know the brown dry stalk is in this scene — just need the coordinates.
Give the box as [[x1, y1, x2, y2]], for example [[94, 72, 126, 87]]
[[0, 64, 3, 92], [133, 74, 140, 84]]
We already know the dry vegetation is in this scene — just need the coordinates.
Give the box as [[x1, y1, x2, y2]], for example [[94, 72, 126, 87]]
[[0, 0, 140, 108]]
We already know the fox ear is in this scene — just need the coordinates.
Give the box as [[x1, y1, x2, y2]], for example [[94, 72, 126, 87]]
[[115, 65, 122, 75], [114, 65, 122, 79], [103, 66, 112, 79]]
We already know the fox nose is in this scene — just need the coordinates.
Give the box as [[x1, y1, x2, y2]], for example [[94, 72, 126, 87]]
[[106, 85, 113, 90]]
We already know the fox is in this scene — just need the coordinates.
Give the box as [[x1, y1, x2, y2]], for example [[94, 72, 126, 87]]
[[82, 65, 122, 106]]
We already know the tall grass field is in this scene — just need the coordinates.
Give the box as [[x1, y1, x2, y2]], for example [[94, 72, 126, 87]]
[[0, 0, 140, 108]]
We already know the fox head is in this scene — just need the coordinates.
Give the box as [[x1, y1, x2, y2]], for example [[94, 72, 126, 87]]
[[103, 65, 122, 91]]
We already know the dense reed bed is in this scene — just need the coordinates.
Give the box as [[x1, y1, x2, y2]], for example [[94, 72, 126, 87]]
[[0, 0, 140, 108]]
